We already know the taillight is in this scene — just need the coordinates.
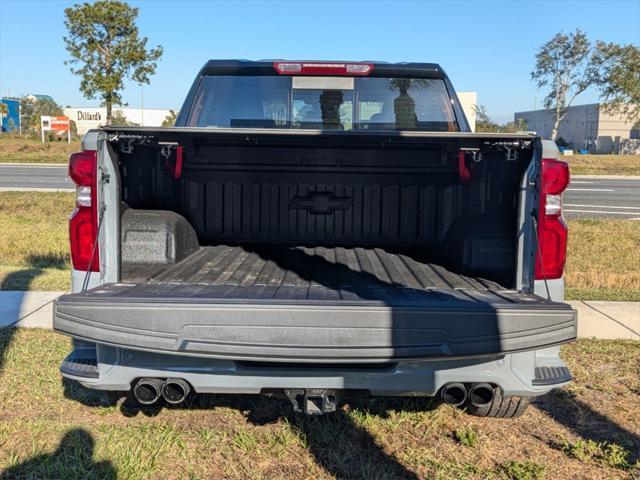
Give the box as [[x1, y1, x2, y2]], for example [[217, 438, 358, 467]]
[[273, 61, 374, 76], [535, 158, 570, 280], [68, 150, 99, 272]]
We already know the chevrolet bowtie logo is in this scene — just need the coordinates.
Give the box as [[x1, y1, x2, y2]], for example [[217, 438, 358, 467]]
[[289, 192, 353, 214]]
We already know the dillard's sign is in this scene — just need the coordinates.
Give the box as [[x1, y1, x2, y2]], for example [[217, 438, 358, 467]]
[[77, 111, 102, 121]]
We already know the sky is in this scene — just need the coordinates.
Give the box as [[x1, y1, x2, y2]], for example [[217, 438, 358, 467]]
[[1, 0, 639, 123]]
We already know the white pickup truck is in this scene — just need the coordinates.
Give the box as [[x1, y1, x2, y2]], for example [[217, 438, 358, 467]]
[[54, 60, 576, 417]]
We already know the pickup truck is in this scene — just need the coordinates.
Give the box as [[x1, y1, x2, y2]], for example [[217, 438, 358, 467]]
[[54, 60, 576, 417]]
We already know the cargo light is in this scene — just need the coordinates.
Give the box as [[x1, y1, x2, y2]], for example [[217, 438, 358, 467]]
[[535, 158, 570, 280], [68, 150, 99, 272], [273, 61, 373, 76]]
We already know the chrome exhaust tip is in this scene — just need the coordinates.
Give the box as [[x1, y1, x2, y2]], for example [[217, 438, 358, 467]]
[[132, 378, 164, 405], [162, 378, 191, 404]]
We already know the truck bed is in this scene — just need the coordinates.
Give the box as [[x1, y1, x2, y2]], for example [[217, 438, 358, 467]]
[[123, 244, 506, 302], [54, 244, 576, 363]]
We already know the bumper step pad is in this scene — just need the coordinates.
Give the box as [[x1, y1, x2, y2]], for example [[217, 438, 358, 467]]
[[532, 366, 572, 386], [60, 353, 99, 379]]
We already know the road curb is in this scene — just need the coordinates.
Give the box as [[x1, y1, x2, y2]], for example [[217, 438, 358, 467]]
[[0, 162, 67, 167], [572, 174, 640, 180]]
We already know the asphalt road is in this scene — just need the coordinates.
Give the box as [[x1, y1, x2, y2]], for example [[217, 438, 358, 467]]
[[0, 163, 73, 192], [564, 177, 640, 220], [0, 163, 638, 219]]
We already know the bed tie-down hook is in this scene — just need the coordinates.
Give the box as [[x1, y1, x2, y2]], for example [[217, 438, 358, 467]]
[[159, 142, 184, 180], [458, 148, 482, 183]]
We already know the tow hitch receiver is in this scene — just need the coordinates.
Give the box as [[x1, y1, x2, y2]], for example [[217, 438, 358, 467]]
[[285, 389, 338, 415]]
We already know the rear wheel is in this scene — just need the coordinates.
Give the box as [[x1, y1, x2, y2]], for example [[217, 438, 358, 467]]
[[465, 389, 530, 418]]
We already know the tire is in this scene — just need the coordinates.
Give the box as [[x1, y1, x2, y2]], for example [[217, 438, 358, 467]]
[[465, 389, 530, 418]]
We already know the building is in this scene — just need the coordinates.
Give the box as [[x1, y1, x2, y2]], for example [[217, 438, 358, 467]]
[[515, 103, 638, 153], [0, 98, 20, 132], [63, 107, 174, 135], [26, 94, 56, 103], [457, 92, 477, 132]]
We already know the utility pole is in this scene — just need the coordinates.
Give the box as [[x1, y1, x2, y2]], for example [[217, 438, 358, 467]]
[[141, 85, 144, 127]]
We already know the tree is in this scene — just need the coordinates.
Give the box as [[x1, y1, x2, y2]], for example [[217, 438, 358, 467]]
[[19, 96, 63, 135], [162, 110, 178, 127], [111, 110, 139, 126], [63, 0, 163, 124], [597, 43, 640, 124], [501, 118, 529, 133], [531, 29, 606, 140], [473, 105, 528, 133], [473, 104, 499, 132]]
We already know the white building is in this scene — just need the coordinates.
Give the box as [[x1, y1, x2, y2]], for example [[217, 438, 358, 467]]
[[63, 107, 174, 135], [457, 92, 477, 132]]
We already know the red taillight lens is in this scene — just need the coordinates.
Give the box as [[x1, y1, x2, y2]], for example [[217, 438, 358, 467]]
[[69, 150, 97, 187], [535, 158, 570, 280], [541, 157, 570, 195], [68, 150, 99, 272], [273, 61, 373, 76]]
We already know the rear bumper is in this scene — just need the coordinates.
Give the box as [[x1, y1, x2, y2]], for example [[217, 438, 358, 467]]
[[53, 286, 577, 363], [60, 342, 572, 397]]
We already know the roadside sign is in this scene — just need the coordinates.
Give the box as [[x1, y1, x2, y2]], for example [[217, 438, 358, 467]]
[[41, 115, 71, 143]]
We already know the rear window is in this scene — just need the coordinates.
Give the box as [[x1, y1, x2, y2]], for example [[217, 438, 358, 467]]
[[187, 75, 459, 131]]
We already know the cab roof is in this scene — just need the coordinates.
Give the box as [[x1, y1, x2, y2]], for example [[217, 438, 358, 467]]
[[201, 60, 446, 79]]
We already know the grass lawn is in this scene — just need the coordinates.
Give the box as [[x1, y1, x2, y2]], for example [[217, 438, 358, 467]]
[[565, 219, 640, 302], [0, 330, 637, 479], [0, 192, 73, 291], [0, 191, 638, 301], [0, 136, 81, 164], [563, 154, 640, 176]]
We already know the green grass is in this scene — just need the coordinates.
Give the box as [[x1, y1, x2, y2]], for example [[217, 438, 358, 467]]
[[565, 219, 640, 301], [453, 426, 479, 448], [0, 330, 637, 478], [497, 460, 546, 480], [563, 154, 640, 176], [0, 135, 80, 164], [562, 439, 634, 470], [0, 192, 73, 291]]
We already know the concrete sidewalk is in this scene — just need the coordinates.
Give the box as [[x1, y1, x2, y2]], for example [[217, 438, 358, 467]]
[[0, 292, 638, 340], [0, 291, 66, 328], [569, 300, 639, 340]]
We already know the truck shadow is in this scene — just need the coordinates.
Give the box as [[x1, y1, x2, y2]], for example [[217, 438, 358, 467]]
[[533, 390, 640, 464], [63, 382, 429, 479], [0, 428, 116, 479]]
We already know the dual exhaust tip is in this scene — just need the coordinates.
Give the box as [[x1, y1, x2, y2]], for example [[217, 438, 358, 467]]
[[133, 378, 493, 408], [440, 382, 495, 408], [133, 378, 191, 405]]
